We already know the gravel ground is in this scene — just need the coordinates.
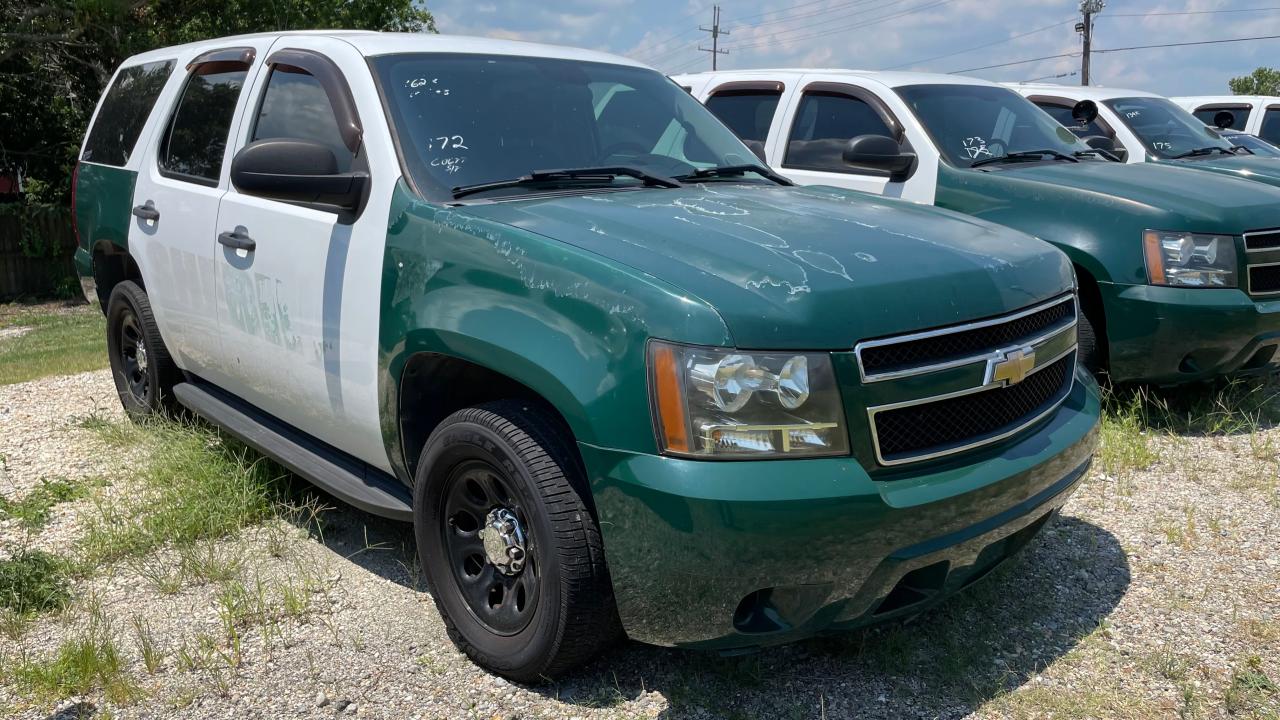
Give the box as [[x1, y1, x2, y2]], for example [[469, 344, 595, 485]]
[[1, 369, 1278, 719]]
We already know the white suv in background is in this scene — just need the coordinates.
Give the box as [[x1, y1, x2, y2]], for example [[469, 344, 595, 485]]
[[1171, 95, 1280, 141]]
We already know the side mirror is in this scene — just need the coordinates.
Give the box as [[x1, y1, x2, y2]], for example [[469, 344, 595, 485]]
[[1072, 99, 1099, 125], [842, 134, 916, 181], [230, 139, 367, 215], [1083, 135, 1116, 153], [743, 139, 768, 164], [1214, 110, 1236, 129]]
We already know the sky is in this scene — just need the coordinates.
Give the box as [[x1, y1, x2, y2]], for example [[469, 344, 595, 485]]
[[425, 0, 1280, 96]]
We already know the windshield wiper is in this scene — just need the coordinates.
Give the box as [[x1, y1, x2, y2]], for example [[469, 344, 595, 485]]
[[971, 149, 1079, 168], [451, 166, 682, 199], [1074, 148, 1121, 162], [673, 164, 793, 186], [1171, 146, 1235, 159]]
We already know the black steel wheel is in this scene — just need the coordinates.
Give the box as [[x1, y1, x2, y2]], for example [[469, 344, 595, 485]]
[[106, 280, 181, 419], [413, 401, 620, 682]]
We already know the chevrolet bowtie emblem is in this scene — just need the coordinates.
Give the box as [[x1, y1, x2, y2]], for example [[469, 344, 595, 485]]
[[988, 346, 1037, 386]]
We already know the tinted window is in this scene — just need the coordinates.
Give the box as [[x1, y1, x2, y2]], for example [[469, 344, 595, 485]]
[[1104, 97, 1232, 159], [82, 61, 175, 166], [785, 92, 893, 172], [896, 84, 1087, 168], [252, 67, 352, 172], [705, 90, 781, 143], [158, 64, 249, 184], [1034, 102, 1110, 139], [1192, 106, 1251, 131], [1260, 108, 1280, 144], [373, 53, 761, 200], [1226, 132, 1280, 157]]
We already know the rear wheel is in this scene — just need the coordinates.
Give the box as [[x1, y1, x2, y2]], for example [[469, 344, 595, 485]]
[[413, 401, 619, 682], [106, 281, 181, 419]]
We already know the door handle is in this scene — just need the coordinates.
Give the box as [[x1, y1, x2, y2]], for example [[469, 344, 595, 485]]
[[218, 230, 256, 252], [131, 203, 160, 222]]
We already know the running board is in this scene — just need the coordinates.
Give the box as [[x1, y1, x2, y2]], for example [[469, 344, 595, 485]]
[[172, 381, 413, 522]]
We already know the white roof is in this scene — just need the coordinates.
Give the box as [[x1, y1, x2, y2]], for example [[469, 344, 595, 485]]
[[1170, 94, 1280, 105], [673, 68, 1004, 89], [1003, 83, 1161, 101], [124, 31, 647, 69]]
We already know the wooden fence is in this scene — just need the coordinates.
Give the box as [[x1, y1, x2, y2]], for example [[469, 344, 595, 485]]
[[0, 206, 79, 300]]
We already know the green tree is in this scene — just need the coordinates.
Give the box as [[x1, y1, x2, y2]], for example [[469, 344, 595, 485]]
[[0, 0, 436, 205], [1229, 67, 1280, 96]]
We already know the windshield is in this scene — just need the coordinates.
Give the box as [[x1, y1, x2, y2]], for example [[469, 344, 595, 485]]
[[894, 84, 1090, 168], [372, 53, 762, 199], [1226, 133, 1280, 158], [1103, 97, 1233, 159]]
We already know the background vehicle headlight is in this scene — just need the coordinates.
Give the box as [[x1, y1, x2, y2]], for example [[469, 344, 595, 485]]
[[649, 340, 849, 458], [1143, 230, 1237, 288]]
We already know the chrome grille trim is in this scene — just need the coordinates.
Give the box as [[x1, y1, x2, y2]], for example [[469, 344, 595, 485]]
[[867, 346, 1077, 467], [1243, 228, 1280, 254], [854, 293, 1077, 383]]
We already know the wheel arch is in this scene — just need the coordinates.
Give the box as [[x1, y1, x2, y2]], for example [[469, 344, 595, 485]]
[[91, 239, 144, 308]]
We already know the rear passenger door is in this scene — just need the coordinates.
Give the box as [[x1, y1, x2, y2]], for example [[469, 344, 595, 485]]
[[128, 42, 274, 387], [212, 37, 393, 472]]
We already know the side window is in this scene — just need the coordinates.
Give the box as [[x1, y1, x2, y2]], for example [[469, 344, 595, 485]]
[[1033, 102, 1109, 138], [82, 60, 175, 166], [704, 90, 782, 144], [785, 92, 893, 172], [158, 62, 250, 185], [251, 67, 353, 172], [1260, 108, 1280, 144], [1193, 106, 1250, 131]]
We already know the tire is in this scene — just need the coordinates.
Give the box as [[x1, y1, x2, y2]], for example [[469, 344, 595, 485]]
[[413, 400, 620, 682], [1077, 305, 1104, 376], [105, 280, 182, 419]]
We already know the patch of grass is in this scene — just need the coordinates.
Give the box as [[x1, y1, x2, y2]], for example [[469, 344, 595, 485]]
[[1224, 655, 1279, 716], [8, 617, 138, 704], [0, 550, 70, 616], [0, 476, 97, 529], [1120, 378, 1280, 436], [78, 416, 287, 564], [0, 304, 105, 385], [130, 615, 164, 674], [1099, 392, 1159, 478]]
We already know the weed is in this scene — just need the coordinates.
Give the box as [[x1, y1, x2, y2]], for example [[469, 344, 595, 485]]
[[0, 477, 96, 529], [8, 617, 138, 703], [1224, 655, 1279, 714], [0, 549, 70, 615], [130, 615, 164, 674], [1099, 391, 1158, 478]]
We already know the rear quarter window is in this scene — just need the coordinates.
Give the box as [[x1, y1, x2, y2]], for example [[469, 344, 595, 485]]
[[81, 60, 175, 167]]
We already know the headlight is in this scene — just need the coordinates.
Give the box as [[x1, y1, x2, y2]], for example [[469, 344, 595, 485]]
[[648, 340, 849, 458], [1143, 230, 1237, 288]]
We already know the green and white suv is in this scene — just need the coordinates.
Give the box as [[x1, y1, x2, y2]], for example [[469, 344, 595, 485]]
[[76, 32, 1098, 680]]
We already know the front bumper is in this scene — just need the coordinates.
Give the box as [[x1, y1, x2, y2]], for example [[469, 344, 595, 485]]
[[581, 367, 1099, 649], [1102, 282, 1280, 383]]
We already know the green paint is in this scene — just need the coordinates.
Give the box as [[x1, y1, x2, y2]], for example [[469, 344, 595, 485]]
[[1152, 153, 1280, 190], [935, 161, 1280, 382], [377, 177, 1098, 644], [74, 162, 136, 255]]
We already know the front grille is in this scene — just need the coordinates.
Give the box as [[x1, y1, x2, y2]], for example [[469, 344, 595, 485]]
[[1245, 229, 1280, 252], [1249, 264, 1280, 295], [872, 352, 1074, 464], [858, 296, 1075, 379]]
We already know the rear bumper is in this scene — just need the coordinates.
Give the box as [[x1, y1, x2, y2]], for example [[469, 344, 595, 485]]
[[581, 367, 1099, 648], [1103, 282, 1280, 383]]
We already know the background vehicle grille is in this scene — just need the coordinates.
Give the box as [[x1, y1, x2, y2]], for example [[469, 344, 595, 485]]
[[859, 297, 1074, 377], [1244, 230, 1280, 252], [1248, 264, 1280, 295], [872, 352, 1074, 463]]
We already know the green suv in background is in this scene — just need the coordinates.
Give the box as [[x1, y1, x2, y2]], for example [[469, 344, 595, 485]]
[[75, 33, 1097, 680], [681, 70, 1280, 384]]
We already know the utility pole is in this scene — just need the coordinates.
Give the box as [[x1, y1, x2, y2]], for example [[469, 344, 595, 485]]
[[1077, 0, 1104, 86], [699, 5, 729, 70]]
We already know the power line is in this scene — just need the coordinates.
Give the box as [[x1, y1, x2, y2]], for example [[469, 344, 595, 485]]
[[1106, 5, 1280, 17], [1024, 70, 1078, 83], [732, 0, 956, 53], [732, 0, 883, 31], [951, 33, 1280, 74], [950, 51, 1080, 74], [731, 0, 924, 49], [883, 17, 1074, 70]]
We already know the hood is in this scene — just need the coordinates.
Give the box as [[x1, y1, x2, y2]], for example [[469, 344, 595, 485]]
[[457, 183, 1072, 349], [1160, 154, 1280, 190], [981, 160, 1280, 230]]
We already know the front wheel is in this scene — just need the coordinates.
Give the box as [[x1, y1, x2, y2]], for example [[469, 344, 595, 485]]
[[413, 401, 620, 682]]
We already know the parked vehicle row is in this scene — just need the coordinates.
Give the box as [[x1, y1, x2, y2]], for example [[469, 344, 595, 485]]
[[71, 30, 1270, 682]]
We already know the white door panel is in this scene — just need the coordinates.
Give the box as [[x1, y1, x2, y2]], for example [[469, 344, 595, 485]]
[[214, 37, 394, 471]]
